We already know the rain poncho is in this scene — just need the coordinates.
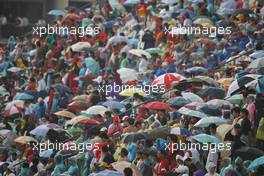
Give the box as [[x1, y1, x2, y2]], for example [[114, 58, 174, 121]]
[[52, 154, 65, 176], [126, 142, 137, 162], [67, 159, 79, 176]]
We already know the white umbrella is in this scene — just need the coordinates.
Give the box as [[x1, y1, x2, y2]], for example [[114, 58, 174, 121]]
[[117, 68, 138, 82], [194, 117, 228, 128], [71, 42, 91, 52], [85, 105, 108, 116], [129, 49, 151, 59], [248, 57, 264, 69], [181, 92, 204, 103]]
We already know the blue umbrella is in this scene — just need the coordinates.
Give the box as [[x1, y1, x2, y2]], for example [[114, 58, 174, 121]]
[[14, 93, 34, 100], [128, 38, 139, 46], [248, 156, 264, 171], [84, 57, 100, 75], [52, 84, 72, 94], [192, 134, 221, 144], [103, 100, 125, 110], [89, 170, 123, 176], [170, 127, 191, 136], [166, 97, 191, 107], [249, 50, 264, 59], [198, 104, 222, 116], [48, 9, 65, 16], [186, 67, 208, 74], [39, 149, 53, 158], [124, 0, 140, 5]]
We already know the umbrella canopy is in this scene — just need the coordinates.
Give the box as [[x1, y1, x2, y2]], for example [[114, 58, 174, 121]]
[[166, 96, 191, 107], [7, 67, 21, 73], [39, 149, 54, 158], [124, 0, 140, 5], [194, 117, 228, 128], [226, 94, 243, 104], [206, 99, 232, 108], [192, 134, 221, 144], [30, 123, 61, 137], [248, 57, 264, 69], [195, 76, 219, 87], [177, 107, 208, 118], [14, 136, 37, 144], [249, 50, 264, 59], [5, 100, 24, 110], [54, 110, 76, 119], [152, 73, 186, 87], [67, 100, 89, 113], [13, 93, 34, 100], [119, 88, 146, 97], [89, 170, 123, 176], [181, 92, 204, 103], [65, 115, 90, 126], [117, 68, 138, 82], [248, 156, 264, 171], [234, 147, 264, 161], [85, 105, 108, 116], [52, 83, 71, 94], [198, 87, 226, 99], [121, 132, 149, 143], [107, 35, 128, 46], [112, 161, 142, 176], [4, 106, 23, 117], [142, 101, 172, 111], [129, 49, 151, 59], [76, 118, 100, 125], [186, 67, 208, 74], [102, 100, 125, 110], [145, 127, 170, 140], [226, 74, 261, 97], [197, 104, 222, 116], [217, 78, 233, 87], [83, 57, 100, 75], [72, 94, 89, 101], [144, 48, 163, 55], [217, 124, 233, 141], [193, 17, 213, 27], [170, 127, 191, 136], [71, 42, 91, 52], [48, 9, 65, 16]]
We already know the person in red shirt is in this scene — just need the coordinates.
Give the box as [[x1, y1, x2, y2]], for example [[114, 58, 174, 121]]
[[153, 150, 169, 176], [27, 77, 37, 91]]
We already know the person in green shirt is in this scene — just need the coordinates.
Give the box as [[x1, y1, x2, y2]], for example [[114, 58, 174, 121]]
[[120, 52, 130, 68]]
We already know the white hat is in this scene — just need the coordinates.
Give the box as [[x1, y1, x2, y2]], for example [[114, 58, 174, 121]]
[[176, 155, 183, 161], [100, 127, 107, 132]]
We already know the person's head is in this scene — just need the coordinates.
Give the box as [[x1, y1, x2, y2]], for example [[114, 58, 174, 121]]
[[240, 109, 249, 119], [184, 157, 192, 166], [101, 145, 109, 154], [120, 148, 128, 158], [207, 162, 217, 174], [135, 121, 142, 130], [209, 123, 217, 135], [234, 124, 241, 135], [104, 111, 112, 118], [231, 107, 241, 118], [124, 167, 133, 176], [127, 118, 135, 126], [176, 155, 184, 165]]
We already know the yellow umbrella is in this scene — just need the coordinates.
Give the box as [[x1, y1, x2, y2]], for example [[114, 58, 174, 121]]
[[14, 136, 37, 144], [217, 124, 233, 141], [54, 110, 76, 119], [119, 88, 146, 97]]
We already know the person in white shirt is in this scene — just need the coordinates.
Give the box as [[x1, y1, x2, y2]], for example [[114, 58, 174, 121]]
[[138, 55, 149, 73], [174, 155, 189, 175], [37, 73, 46, 92], [205, 162, 220, 176]]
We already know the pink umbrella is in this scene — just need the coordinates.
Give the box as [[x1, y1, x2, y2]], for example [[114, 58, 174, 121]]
[[152, 73, 185, 87], [4, 106, 23, 117]]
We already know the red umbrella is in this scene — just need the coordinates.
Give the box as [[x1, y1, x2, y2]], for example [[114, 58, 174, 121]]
[[152, 73, 185, 87], [142, 101, 172, 111], [77, 118, 100, 125], [4, 106, 23, 117]]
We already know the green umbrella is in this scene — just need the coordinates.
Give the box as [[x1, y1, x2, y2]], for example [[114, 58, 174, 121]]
[[84, 57, 100, 75], [144, 48, 164, 55], [226, 94, 243, 104]]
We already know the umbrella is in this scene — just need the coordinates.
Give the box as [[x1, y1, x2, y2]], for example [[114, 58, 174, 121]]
[[192, 134, 221, 144], [83, 57, 100, 75], [124, 0, 140, 5], [186, 67, 208, 74], [217, 124, 233, 141], [197, 104, 222, 116], [177, 107, 208, 118], [65, 115, 90, 126], [161, 0, 179, 4], [181, 92, 204, 103], [14, 136, 37, 144], [233, 8, 254, 17], [152, 73, 185, 87], [121, 132, 149, 143], [128, 38, 139, 46], [170, 128, 191, 136], [234, 147, 264, 161], [89, 170, 123, 176], [77, 118, 100, 125], [248, 156, 264, 171], [193, 17, 213, 27], [5, 100, 24, 110], [166, 97, 191, 107], [119, 88, 146, 97], [206, 99, 232, 108], [142, 101, 172, 111], [67, 100, 89, 113], [85, 105, 108, 116], [112, 161, 142, 176], [13, 93, 34, 100], [145, 127, 170, 140], [52, 84, 71, 94], [39, 149, 53, 158], [195, 76, 219, 87], [71, 42, 91, 52], [198, 87, 225, 99], [226, 74, 261, 97], [7, 67, 21, 73], [217, 78, 233, 87], [248, 57, 264, 69], [194, 117, 228, 128], [4, 106, 23, 117], [107, 35, 128, 45], [103, 100, 125, 110], [48, 9, 65, 16], [0, 129, 11, 138], [217, 0, 236, 15], [226, 94, 243, 104], [249, 50, 264, 59], [72, 94, 89, 101], [30, 123, 60, 137], [54, 110, 75, 119], [129, 49, 151, 59], [144, 48, 163, 55], [117, 68, 138, 82]]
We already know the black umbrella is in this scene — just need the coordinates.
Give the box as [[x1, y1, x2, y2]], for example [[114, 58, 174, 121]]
[[121, 132, 150, 143], [234, 147, 264, 161], [198, 87, 226, 99], [198, 104, 222, 117]]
